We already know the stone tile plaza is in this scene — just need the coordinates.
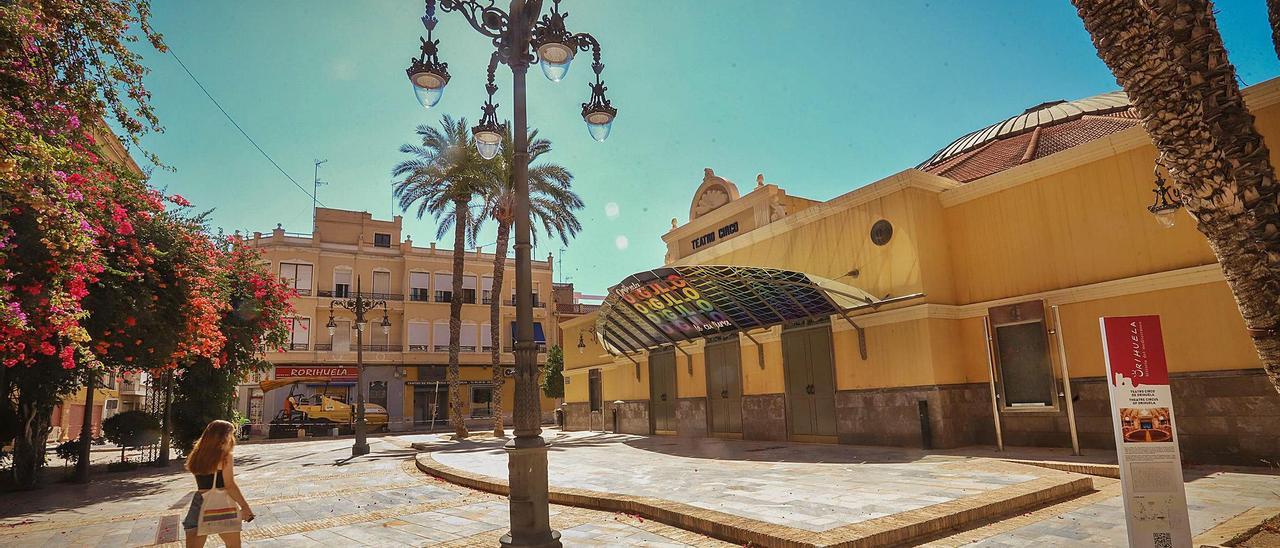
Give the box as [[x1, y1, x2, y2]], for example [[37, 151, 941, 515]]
[[7, 2, 1280, 548]]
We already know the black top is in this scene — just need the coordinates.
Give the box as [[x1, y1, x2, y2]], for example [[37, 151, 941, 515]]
[[194, 470, 224, 490]]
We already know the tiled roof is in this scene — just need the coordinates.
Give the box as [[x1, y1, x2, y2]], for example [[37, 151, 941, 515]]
[[919, 91, 1140, 183]]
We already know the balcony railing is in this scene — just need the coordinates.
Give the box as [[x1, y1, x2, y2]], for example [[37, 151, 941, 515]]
[[434, 344, 449, 352], [503, 343, 549, 353], [317, 290, 404, 301], [408, 344, 429, 352], [288, 342, 309, 351], [309, 343, 402, 352], [504, 299, 544, 308], [408, 289, 431, 302], [292, 288, 312, 296]]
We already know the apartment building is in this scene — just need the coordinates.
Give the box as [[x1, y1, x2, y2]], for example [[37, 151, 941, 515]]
[[243, 207, 559, 432]]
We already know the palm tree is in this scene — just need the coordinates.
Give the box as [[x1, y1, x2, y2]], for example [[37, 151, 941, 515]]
[[392, 115, 494, 438], [1074, 0, 1280, 395], [473, 126, 582, 436]]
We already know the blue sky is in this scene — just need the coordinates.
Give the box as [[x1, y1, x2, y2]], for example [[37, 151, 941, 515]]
[[133, 1, 1280, 296]]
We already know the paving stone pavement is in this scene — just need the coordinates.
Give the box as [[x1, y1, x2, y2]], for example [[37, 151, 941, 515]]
[[0, 435, 729, 547], [427, 430, 1049, 533]]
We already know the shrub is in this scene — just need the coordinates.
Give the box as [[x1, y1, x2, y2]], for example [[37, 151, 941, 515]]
[[54, 439, 83, 466], [101, 411, 161, 462]]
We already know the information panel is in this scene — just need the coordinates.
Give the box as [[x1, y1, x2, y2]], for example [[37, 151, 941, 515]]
[[1099, 315, 1191, 548]]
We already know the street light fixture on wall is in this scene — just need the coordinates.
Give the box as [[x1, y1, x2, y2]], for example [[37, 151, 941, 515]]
[[1149, 161, 1182, 229], [404, 1, 617, 545], [327, 277, 390, 457]]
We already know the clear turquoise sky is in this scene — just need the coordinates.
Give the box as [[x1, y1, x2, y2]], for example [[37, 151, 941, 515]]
[[134, 1, 1280, 296]]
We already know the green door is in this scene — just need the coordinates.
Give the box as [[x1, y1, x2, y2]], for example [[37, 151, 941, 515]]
[[782, 324, 837, 437], [705, 337, 743, 434], [649, 349, 677, 433]]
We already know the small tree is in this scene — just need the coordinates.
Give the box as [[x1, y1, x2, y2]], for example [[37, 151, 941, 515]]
[[101, 411, 160, 462], [541, 345, 564, 399]]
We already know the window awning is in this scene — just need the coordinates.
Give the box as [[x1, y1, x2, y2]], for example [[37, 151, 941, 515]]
[[594, 265, 922, 359], [510, 321, 547, 345]]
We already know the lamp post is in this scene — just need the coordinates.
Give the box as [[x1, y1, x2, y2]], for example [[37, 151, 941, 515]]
[[404, 2, 616, 546], [328, 277, 391, 457]]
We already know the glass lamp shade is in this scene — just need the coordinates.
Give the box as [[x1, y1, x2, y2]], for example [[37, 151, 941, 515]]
[[1154, 209, 1177, 229], [381, 318, 391, 335], [474, 130, 502, 160], [410, 70, 448, 108], [584, 110, 614, 142], [537, 42, 575, 82], [328, 325, 336, 336], [355, 320, 367, 332]]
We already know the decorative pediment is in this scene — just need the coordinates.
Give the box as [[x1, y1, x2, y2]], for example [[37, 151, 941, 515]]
[[689, 168, 741, 221]]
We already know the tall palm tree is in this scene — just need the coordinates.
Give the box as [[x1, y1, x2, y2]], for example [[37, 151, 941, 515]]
[[474, 126, 581, 436], [392, 115, 494, 438], [1074, 0, 1280, 395]]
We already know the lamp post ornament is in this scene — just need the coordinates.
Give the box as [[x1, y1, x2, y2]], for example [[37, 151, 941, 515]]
[[405, 1, 617, 545], [327, 277, 391, 457]]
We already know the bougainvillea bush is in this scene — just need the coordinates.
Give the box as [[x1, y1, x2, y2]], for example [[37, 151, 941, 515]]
[[0, 1, 292, 488]]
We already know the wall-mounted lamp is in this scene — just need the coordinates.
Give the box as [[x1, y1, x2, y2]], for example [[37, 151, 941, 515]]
[[1149, 161, 1183, 229]]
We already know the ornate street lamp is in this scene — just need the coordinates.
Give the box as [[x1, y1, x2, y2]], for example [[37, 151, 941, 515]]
[[406, 1, 451, 107], [404, 1, 618, 546], [328, 277, 390, 457], [1149, 162, 1182, 229]]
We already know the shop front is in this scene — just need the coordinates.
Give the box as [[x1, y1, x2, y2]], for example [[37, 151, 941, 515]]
[[263, 365, 407, 432]]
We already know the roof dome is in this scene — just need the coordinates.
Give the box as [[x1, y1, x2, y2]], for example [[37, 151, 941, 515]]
[[919, 91, 1139, 183]]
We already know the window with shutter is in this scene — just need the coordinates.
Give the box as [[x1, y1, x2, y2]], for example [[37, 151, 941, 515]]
[[409, 272, 430, 301]]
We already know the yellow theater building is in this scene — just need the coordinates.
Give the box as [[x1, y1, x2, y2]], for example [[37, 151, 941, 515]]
[[245, 207, 558, 432], [559, 79, 1280, 465]]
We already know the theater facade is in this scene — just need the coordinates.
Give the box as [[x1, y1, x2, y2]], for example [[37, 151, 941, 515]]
[[558, 78, 1280, 465]]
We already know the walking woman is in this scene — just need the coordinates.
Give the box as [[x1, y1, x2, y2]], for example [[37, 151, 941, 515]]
[[183, 420, 255, 548]]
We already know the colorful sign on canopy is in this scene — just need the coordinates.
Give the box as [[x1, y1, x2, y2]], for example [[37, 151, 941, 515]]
[[596, 266, 879, 354]]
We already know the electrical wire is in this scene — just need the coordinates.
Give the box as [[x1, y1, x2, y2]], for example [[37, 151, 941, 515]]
[[167, 46, 324, 206]]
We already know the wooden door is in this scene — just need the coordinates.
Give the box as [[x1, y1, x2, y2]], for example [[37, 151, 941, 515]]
[[706, 338, 743, 434], [649, 350, 677, 433], [783, 323, 837, 437]]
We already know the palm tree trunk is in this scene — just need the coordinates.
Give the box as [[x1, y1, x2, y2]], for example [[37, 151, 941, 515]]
[[489, 220, 511, 437], [1074, 0, 1280, 394], [448, 199, 470, 439], [1269, 0, 1280, 61]]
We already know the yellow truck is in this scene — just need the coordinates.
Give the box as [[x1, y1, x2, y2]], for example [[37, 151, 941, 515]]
[[260, 377, 389, 438]]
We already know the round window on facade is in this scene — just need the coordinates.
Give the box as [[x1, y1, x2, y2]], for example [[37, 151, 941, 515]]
[[870, 219, 893, 246]]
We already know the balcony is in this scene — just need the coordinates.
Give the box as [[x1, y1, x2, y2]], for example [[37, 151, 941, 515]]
[[408, 289, 431, 302], [504, 298, 545, 308], [288, 342, 309, 351], [408, 344, 430, 352], [503, 343, 549, 353], [308, 343, 402, 352], [317, 290, 404, 301], [292, 288, 312, 296]]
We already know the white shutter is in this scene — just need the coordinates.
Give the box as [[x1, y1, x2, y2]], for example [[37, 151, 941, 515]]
[[373, 271, 390, 294], [408, 322, 429, 349], [334, 269, 352, 286], [461, 323, 478, 349], [481, 276, 494, 291], [480, 324, 492, 350], [333, 320, 351, 352], [462, 275, 477, 289], [295, 265, 312, 292], [434, 273, 452, 288], [279, 263, 296, 286], [433, 321, 449, 350], [292, 319, 310, 345], [409, 272, 430, 290]]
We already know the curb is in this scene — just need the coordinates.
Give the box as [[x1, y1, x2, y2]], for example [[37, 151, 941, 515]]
[[1000, 458, 1122, 479], [1193, 506, 1280, 548], [414, 453, 1095, 548]]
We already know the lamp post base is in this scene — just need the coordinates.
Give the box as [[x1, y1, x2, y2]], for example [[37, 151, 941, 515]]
[[351, 442, 370, 457], [500, 439, 560, 548]]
